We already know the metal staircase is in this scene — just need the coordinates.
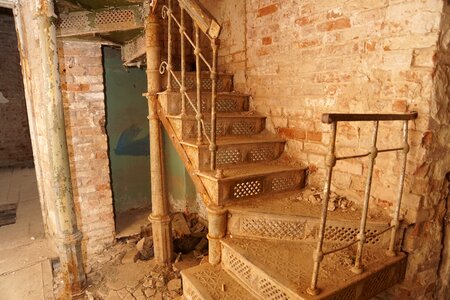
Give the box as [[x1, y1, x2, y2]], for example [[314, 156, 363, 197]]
[[150, 0, 417, 299]]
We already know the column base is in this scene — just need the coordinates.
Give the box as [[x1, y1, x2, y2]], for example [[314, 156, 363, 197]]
[[55, 231, 87, 299], [149, 214, 174, 264]]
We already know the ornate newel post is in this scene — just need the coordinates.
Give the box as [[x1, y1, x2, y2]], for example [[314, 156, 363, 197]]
[[207, 205, 227, 265], [145, 11, 173, 264]]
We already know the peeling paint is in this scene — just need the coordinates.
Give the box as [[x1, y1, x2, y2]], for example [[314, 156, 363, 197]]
[[0, 91, 9, 104]]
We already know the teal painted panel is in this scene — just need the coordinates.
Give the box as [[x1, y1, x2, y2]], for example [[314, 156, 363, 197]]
[[103, 47, 150, 213]]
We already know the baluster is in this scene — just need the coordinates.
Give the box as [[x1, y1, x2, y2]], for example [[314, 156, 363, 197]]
[[307, 122, 337, 296], [210, 39, 218, 171], [352, 121, 379, 274], [179, 6, 186, 116], [166, 0, 173, 91], [387, 120, 409, 256], [194, 23, 202, 145]]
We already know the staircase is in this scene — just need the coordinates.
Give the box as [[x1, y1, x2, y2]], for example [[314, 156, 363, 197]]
[[157, 72, 407, 299], [148, 1, 412, 299]]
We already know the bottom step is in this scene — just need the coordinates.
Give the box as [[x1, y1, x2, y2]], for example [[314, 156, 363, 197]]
[[221, 237, 407, 300], [181, 263, 258, 300]]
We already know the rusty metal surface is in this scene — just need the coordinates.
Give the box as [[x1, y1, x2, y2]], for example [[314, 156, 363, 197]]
[[56, 4, 144, 37], [309, 112, 417, 295], [321, 111, 418, 124]]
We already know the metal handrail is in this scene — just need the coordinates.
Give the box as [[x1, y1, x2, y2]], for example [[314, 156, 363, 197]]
[[160, 0, 220, 172], [307, 111, 418, 296]]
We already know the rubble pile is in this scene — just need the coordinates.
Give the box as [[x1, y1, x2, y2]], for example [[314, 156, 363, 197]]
[[299, 187, 356, 212], [79, 212, 208, 300]]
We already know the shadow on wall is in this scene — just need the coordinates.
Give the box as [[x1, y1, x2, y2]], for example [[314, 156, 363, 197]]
[[115, 124, 149, 156]]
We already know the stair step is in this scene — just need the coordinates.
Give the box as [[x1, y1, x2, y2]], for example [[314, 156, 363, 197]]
[[221, 237, 407, 300], [159, 91, 249, 115], [198, 162, 307, 205], [163, 71, 233, 92], [181, 262, 258, 300], [226, 190, 394, 247], [181, 135, 286, 171], [167, 112, 266, 140]]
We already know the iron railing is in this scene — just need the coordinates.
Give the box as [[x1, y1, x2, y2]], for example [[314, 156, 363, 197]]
[[307, 111, 418, 295], [159, 0, 221, 172]]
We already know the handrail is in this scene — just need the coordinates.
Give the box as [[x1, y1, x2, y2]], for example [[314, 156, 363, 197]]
[[307, 111, 418, 296], [160, 0, 220, 173], [322, 111, 418, 123], [178, 0, 221, 39]]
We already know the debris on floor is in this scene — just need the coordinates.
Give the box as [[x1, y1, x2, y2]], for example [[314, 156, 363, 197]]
[[79, 212, 207, 299], [299, 187, 356, 212]]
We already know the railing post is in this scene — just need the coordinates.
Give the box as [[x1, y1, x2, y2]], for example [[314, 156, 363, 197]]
[[179, 5, 186, 116], [387, 120, 409, 256], [352, 121, 379, 274], [166, 0, 173, 91], [210, 38, 218, 171], [307, 122, 337, 296], [194, 23, 203, 145]]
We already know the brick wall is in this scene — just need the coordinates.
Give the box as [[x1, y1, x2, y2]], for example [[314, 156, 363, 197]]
[[198, 0, 449, 298], [0, 9, 33, 167], [58, 41, 115, 265]]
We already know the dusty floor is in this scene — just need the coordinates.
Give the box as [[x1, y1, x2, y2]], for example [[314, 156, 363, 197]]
[[0, 167, 56, 300], [83, 237, 204, 300]]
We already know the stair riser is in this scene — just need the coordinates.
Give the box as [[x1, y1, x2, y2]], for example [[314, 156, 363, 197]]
[[221, 242, 301, 300], [184, 142, 285, 171], [201, 169, 306, 205], [162, 72, 233, 92], [159, 92, 249, 115], [169, 117, 266, 140], [181, 272, 207, 300], [227, 211, 394, 249]]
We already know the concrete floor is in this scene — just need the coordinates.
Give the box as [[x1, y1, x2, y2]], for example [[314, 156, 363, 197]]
[[0, 168, 56, 300]]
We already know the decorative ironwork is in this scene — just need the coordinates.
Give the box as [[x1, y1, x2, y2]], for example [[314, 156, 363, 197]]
[[162, 0, 221, 172], [307, 111, 418, 295]]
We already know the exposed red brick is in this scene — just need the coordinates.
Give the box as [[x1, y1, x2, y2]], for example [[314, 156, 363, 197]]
[[307, 131, 322, 142], [278, 127, 306, 140], [295, 16, 313, 26], [298, 39, 320, 48], [317, 17, 351, 31], [392, 99, 407, 112], [258, 4, 278, 17], [262, 36, 272, 45]]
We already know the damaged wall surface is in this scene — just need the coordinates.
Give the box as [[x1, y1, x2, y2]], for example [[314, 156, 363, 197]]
[[198, 0, 450, 298], [0, 8, 33, 167], [58, 41, 115, 264]]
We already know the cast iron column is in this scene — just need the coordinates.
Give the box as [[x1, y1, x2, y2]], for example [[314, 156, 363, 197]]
[[146, 12, 174, 264], [36, 0, 86, 297]]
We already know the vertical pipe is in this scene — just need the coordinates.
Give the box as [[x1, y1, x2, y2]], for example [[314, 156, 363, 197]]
[[307, 122, 337, 296], [352, 121, 379, 274], [35, 0, 86, 297], [387, 120, 409, 256], [194, 23, 203, 145], [166, 0, 172, 91], [210, 39, 218, 171], [145, 12, 173, 264], [179, 6, 186, 116]]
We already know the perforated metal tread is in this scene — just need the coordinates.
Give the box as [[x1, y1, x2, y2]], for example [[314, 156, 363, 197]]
[[181, 262, 259, 300], [181, 134, 285, 147], [225, 190, 388, 221], [158, 91, 250, 115], [221, 237, 407, 300], [198, 161, 307, 180], [167, 111, 266, 120]]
